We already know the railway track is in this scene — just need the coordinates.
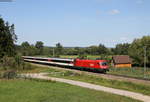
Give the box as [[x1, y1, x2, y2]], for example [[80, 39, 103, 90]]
[[28, 62, 150, 85]]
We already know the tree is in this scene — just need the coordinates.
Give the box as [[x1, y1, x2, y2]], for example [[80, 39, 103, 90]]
[[0, 17, 17, 57], [128, 36, 150, 66], [87, 44, 109, 55], [88, 46, 99, 55], [35, 41, 44, 55], [21, 42, 31, 56], [55, 43, 63, 56], [112, 43, 130, 55], [98, 44, 109, 55]]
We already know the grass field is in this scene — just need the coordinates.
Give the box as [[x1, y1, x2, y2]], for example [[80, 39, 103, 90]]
[[34, 55, 110, 59], [0, 79, 141, 102], [60, 55, 111, 60], [60, 55, 78, 59], [22, 64, 150, 96], [108, 67, 150, 79]]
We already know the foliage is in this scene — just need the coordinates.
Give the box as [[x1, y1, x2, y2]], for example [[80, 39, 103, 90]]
[[0, 18, 17, 57], [87, 44, 110, 55], [0, 56, 17, 70], [98, 44, 110, 54], [35, 41, 44, 55], [21, 41, 30, 55], [2, 70, 17, 79], [0, 55, 32, 70], [111, 43, 130, 55], [14, 32, 150, 67], [21, 42, 37, 56], [55, 42, 63, 56], [128, 36, 150, 66]]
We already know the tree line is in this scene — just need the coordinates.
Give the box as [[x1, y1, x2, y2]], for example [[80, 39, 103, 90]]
[[18, 36, 150, 67], [0, 17, 150, 68]]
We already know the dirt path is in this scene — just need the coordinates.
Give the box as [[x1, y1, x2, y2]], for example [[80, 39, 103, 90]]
[[23, 73, 150, 102], [31, 63, 150, 85]]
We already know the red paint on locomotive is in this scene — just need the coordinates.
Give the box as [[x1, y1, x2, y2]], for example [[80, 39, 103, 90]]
[[74, 59, 109, 69]]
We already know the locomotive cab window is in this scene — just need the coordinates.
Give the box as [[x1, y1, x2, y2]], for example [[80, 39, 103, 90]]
[[100, 62, 108, 66]]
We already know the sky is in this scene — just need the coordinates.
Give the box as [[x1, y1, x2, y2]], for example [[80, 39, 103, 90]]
[[0, 0, 150, 47]]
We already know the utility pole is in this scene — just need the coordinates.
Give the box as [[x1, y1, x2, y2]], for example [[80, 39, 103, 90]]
[[53, 48, 55, 57], [144, 46, 147, 78]]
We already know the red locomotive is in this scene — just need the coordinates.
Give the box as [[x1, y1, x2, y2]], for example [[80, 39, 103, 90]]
[[22, 56, 109, 73], [74, 59, 108, 71]]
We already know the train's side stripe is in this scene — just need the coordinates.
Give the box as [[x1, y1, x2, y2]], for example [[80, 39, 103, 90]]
[[22, 56, 74, 62], [24, 59, 74, 66]]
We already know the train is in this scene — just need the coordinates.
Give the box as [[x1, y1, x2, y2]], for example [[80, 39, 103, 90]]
[[22, 56, 109, 73]]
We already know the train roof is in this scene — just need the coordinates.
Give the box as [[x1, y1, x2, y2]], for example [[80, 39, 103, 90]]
[[22, 56, 74, 62]]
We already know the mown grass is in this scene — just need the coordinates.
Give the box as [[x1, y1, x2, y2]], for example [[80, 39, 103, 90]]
[[60, 55, 78, 59], [21, 64, 150, 96], [108, 67, 150, 79], [0, 79, 141, 102], [60, 55, 110, 59], [47, 69, 150, 96]]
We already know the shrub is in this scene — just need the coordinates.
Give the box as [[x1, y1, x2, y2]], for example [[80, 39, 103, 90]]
[[1, 56, 16, 70], [0, 55, 33, 71], [2, 70, 17, 79]]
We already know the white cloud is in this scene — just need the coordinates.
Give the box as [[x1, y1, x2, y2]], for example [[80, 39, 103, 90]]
[[108, 9, 120, 15]]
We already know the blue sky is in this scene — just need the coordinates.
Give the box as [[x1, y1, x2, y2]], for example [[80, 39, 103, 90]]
[[0, 0, 150, 47]]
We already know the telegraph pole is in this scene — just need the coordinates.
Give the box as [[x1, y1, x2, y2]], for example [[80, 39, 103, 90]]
[[53, 48, 55, 57], [144, 46, 147, 78]]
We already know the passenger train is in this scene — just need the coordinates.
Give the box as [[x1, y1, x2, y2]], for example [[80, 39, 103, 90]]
[[22, 56, 109, 73]]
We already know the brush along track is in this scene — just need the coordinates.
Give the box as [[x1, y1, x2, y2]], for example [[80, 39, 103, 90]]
[[28, 62, 150, 85]]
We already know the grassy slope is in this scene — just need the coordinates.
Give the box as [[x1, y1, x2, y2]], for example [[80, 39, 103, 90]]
[[0, 79, 141, 102], [48, 70, 150, 96], [108, 67, 150, 79], [22, 64, 150, 96]]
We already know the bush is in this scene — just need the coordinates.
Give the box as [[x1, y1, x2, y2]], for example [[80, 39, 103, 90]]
[[0, 55, 33, 71], [2, 70, 17, 79], [1, 56, 16, 70]]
